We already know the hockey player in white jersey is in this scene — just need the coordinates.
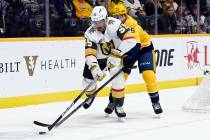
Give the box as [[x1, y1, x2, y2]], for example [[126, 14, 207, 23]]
[[82, 6, 141, 121]]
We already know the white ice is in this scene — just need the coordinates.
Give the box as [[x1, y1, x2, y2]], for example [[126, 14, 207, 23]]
[[0, 86, 210, 140]]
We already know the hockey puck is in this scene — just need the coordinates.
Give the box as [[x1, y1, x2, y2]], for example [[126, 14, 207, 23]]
[[39, 131, 46, 135]]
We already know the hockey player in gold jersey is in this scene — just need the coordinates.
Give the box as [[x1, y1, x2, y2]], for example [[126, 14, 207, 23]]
[[104, 4, 163, 116]]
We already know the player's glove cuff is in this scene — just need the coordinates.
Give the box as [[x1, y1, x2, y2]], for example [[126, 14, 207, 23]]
[[90, 63, 106, 81]]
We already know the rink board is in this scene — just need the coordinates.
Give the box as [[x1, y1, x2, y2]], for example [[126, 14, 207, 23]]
[[0, 35, 209, 108]]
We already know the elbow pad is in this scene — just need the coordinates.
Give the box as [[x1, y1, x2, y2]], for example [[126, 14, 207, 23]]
[[86, 55, 98, 69], [118, 39, 137, 55]]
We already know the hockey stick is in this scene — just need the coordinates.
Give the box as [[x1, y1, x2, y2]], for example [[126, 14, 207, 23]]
[[33, 66, 112, 131], [34, 66, 138, 128], [34, 77, 98, 130], [55, 67, 124, 127], [34, 65, 137, 129], [35, 67, 124, 131]]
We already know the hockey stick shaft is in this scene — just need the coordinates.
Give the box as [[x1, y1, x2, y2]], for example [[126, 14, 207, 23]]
[[55, 67, 124, 127], [34, 78, 97, 130], [48, 79, 97, 130], [34, 67, 110, 130], [34, 66, 135, 128]]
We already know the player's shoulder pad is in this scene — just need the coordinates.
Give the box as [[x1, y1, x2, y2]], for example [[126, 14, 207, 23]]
[[84, 25, 100, 43], [126, 15, 138, 28], [106, 17, 122, 33]]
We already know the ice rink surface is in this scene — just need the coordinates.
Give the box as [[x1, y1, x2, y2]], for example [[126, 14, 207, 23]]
[[0, 86, 210, 140]]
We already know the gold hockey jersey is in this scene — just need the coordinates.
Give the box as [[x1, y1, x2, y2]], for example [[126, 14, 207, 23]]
[[124, 15, 151, 48]]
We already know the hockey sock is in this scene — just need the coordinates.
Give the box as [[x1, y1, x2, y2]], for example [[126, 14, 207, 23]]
[[148, 92, 159, 104]]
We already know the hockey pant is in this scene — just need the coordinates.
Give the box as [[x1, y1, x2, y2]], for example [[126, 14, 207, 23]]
[[82, 59, 125, 107]]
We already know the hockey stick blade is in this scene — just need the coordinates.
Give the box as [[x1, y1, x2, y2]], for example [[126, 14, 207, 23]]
[[34, 121, 50, 127], [33, 121, 50, 134]]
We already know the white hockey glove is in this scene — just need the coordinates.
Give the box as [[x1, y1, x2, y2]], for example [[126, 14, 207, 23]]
[[89, 63, 106, 81], [110, 49, 123, 58]]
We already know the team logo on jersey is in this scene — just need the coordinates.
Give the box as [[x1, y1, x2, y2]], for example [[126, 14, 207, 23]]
[[89, 27, 96, 34], [184, 41, 210, 70], [24, 56, 38, 76], [108, 20, 115, 25], [100, 40, 115, 55]]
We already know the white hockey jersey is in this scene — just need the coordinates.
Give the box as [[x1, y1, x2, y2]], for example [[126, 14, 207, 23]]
[[84, 17, 137, 60]]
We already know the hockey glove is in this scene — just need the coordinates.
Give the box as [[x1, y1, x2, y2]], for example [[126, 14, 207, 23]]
[[121, 54, 135, 74], [90, 63, 106, 81], [110, 49, 123, 58], [110, 49, 135, 74]]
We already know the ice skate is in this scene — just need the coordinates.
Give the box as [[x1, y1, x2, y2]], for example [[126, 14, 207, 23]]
[[83, 96, 96, 109], [152, 102, 163, 118], [104, 102, 115, 117], [115, 106, 126, 122]]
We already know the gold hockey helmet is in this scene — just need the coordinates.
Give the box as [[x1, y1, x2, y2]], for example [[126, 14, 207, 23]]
[[112, 4, 127, 16]]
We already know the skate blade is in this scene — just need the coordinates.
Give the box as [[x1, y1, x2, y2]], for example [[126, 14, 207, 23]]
[[118, 117, 125, 122], [153, 114, 161, 119], [105, 113, 111, 118]]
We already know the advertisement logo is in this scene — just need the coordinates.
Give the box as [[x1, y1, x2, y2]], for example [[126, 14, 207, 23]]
[[184, 41, 200, 69], [184, 41, 210, 70], [155, 49, 174, 67], [24, 56, 38, 76]]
